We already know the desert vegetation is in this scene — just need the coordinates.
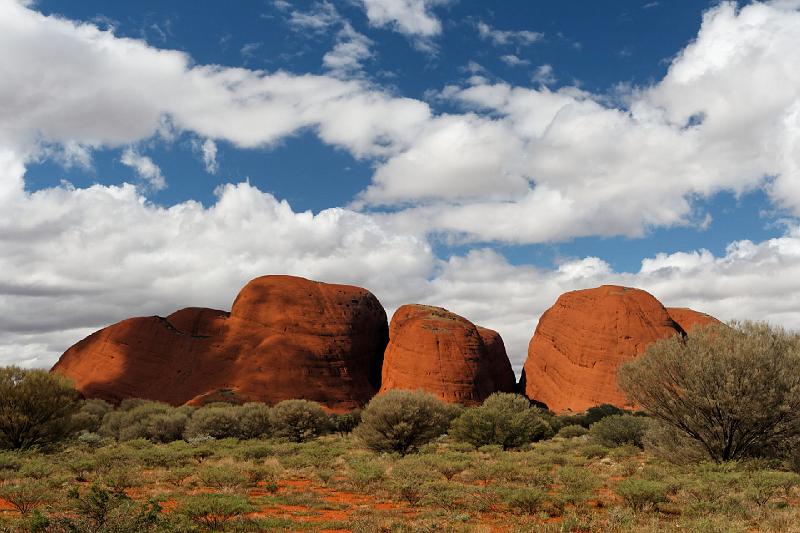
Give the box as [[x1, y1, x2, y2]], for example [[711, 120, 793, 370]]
[[1, 322, 800, 531]]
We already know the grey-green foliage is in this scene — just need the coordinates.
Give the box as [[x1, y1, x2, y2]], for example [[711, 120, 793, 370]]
[[270, 399, 331, 442], [0, 367, 81, 450], [72, 399, 113, 433], [450, 393, 554, 449], [183, 405, 240, 440], [99, 401, 189, 442], [619, 321, 800, 462], [353, 389, 459, 455], [237, 402, 272, 439], [589, 414, 649, 448]]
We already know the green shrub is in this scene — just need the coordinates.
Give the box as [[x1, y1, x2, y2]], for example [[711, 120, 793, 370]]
[[616, 478, 669, 511], [100, 401, 188, 442], [198, 465, 247, 490], [62, 483, 162, 532], [330, 409, 362, 435], [353, 390, 458, 455], [502, 487, 546, 514], [237, 403, 272, 439], [424, 451, 471, 480], [619, 321, 800, 462], [184, 405, 241, 439], [0, 478, 48, 514], [450, 393, 554, 450], [589, 414, 649, 448], [346, 456, 386, 489], [270, 399, 331, 442], [558, 424, 589, 439], [180, 493, 253, 529], [558, 404, 626, 430], [0, 367, 81, 449], [557, 465, 600, 505], [72, 399, 113, 433]]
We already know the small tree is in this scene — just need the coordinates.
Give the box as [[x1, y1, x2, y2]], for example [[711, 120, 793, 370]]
[[270, 399, 331, 442], [353, 390, 457, 455], [450, 393, 553, 449], [0, 367, 81, 449], [619, 322, 800, 462]]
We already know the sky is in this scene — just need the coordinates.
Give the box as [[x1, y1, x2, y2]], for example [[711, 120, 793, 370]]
[[3, 0, 800, 375]]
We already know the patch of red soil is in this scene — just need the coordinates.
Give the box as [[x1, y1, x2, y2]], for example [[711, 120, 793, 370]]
[[0, 498, 16, 512]]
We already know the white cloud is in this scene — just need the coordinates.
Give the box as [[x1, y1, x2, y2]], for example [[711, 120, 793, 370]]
[[477, 21, 543, 46], [531, 64, 556, 85], [288, 1, 340, 31], [0, 180, 435, 368], [200, 139, 218, 174], [357, 1, 800, 243], [360, 0, 449, 37], [323, 23, 373, 76], [120, 147, 166, 190], [500, 54, 530, 67]]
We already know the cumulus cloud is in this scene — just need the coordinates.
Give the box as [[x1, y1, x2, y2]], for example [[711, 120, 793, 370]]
[[0, 181, 435, 367], [323, 23, 374, 76], [360, 0, 449, 39], [359, 1, 800, 243], [120, 147, 166, 190]]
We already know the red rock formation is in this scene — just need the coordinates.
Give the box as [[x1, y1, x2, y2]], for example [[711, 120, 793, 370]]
[[523, 285, 684, 413], [477, 327, 518, 394], [667, 307, 720, 333], [52, 276, 388, 411], [379, 305, 516, 405]]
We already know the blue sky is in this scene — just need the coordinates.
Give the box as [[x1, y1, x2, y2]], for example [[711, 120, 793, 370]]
[[3, 0, 800, 370]]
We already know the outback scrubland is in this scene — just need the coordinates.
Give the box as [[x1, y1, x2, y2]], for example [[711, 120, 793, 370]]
[[1, 323, 799, 532]]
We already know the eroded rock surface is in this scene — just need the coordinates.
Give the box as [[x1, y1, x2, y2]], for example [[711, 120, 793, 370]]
[[522, 285, 685, 413], [379, 305, 516, 404], [52, 276, 388, 411]]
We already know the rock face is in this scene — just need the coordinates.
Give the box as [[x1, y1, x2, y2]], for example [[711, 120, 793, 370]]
[[52, 275, 388, 411], [379, 305, 516, 404], [523, 285, 685, 413], [667, 307, 720, 333]]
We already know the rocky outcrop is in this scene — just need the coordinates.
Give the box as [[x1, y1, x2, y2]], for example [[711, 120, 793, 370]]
[[379, 305, 516, 404], [51, 276, 389, 411], [667, 307, 720, 333], [523, 285, 685, 413]]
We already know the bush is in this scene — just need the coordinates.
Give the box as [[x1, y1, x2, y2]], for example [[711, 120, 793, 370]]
[[503, 487, 546, 514], [450, 393, 554, 450], [72, 399, 113, 433], [99, 401, 188, 442], [198, 465, 247, 491], [65, 484, 162, 532], [184, 405, 241, 439], [180, 493, 253, 529], [616, 478, 669, 511], [558, 424, 589, 439], [589, 415, 649, 448], [353, 390, 458, 455], [0, 478, 48, 514], [619, 321, 800, 462], [270, 400, 331, 442], [330, 409, 362, 435], [237, 403, 272, 439], [0, 367, 81, 449]]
